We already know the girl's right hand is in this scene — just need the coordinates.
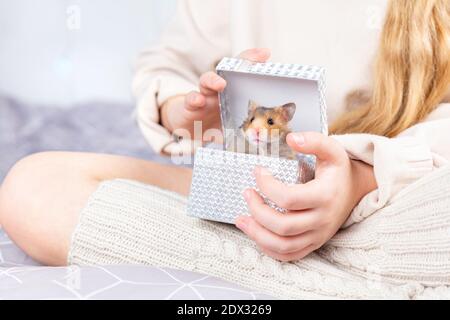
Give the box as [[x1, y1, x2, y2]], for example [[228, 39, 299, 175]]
[[161, 48, 271, 141]]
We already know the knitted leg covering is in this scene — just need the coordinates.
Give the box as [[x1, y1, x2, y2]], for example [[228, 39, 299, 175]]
[[67, 175, 450, 299], [321, 165, 450, 289]]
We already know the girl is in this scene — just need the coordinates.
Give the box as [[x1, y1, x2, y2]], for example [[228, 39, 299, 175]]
[[0, 0, 449, 299]]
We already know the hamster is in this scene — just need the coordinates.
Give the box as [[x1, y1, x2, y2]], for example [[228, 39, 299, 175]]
[[231, 100, 297, 160]]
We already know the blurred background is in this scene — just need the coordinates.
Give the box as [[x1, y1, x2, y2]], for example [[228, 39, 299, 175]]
[[0, 0, 177, 181]]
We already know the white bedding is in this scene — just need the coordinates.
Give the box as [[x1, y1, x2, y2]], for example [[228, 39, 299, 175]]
[[0, 228, 272, 300]]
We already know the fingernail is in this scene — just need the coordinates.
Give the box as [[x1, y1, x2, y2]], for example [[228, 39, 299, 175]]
[[256, 48, 270, 55], [254, 166, 271, 177], [292, 133, 305, 146], [190, 95, 199, 104], [236, 216, 248, 230], [243, 189, 252, 201], [214, 77, 225, 86]]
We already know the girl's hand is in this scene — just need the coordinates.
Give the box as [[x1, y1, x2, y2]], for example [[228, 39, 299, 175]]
[[161, 48, 271, 140], [236, 132, 377, 262]]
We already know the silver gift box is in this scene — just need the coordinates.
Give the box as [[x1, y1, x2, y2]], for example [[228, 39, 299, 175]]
[[187, 58, 328, 224], [187, 147, 316, 224]]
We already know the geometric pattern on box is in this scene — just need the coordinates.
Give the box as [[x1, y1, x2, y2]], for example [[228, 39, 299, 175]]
[[187, 147, 316, 224]]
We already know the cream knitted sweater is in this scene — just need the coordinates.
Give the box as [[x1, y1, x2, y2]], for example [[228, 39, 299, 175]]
[[69, 165, 450, 299], [133, 0, 450, 228]]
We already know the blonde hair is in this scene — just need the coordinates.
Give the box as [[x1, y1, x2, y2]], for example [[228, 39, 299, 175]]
[[330, 0, 450, 137]]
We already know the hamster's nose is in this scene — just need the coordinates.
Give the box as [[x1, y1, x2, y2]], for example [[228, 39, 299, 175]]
[[254, 128, 260, 136]]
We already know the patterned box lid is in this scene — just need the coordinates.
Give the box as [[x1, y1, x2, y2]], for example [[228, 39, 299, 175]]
[[216, 57, 328, 135]]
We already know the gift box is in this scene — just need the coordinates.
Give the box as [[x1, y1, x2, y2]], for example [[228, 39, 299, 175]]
[[187, 57, 327, 224]]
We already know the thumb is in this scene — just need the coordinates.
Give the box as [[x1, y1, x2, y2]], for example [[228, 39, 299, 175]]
[[237, 48, 271, 63], [286, 132, 347, 164]]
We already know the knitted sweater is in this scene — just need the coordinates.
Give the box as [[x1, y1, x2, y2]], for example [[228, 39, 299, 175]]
[[68, 165, 450, 299]]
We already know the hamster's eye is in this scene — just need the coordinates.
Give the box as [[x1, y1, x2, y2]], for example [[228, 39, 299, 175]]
[[250, 117, 255, 123], [267, 118, 274, 126]]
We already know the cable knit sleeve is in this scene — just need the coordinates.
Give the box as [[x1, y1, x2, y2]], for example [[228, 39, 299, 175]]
[[132, 0, 230, 155], [333, 103, 450, 228]]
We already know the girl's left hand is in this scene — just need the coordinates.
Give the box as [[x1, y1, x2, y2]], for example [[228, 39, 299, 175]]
[[235, 132, 377, 262]]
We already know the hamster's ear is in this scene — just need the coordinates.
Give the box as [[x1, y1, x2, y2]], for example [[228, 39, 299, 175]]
[[280, 103, 296, 121], [248, 100, 258, 114]]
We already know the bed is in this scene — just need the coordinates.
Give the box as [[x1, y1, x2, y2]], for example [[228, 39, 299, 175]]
[[0, 96, 272, 300]]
